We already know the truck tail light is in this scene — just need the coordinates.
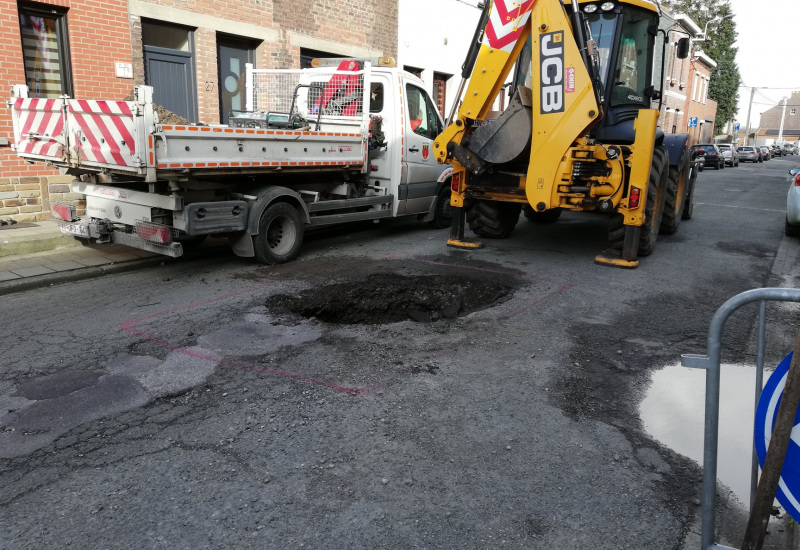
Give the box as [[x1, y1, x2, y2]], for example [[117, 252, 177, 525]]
[[51, 203, 77, 222], [794, 173, 800, 187], [629, 187, 641, 209], [135, 220, 174, 244], [451, 172, 462, 192]]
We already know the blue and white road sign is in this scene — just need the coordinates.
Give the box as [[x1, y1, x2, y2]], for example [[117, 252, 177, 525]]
[[735, 123, 741, 131], [689, 117, 698, 128], [754, 351, 800, 522]]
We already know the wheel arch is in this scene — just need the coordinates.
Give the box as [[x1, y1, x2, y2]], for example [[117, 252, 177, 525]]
[[246, 186, 310, 235], [662, 133, 690, 168]]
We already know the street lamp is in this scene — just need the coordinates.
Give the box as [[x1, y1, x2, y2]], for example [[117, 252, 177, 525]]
[[696, 13, 734, 41]]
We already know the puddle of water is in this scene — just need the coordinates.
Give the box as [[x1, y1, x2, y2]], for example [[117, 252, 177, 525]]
[[640, 363, 761, 506]]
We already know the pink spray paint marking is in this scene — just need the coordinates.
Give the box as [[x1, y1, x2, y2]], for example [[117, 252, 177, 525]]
[[119, 282, 381, 396], [118, 260, 573, 395]]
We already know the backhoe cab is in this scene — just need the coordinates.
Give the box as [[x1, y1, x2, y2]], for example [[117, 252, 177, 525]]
[[435, 0, 693, 268]]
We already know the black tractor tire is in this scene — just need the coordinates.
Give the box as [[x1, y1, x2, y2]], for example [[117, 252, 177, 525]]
[[638, 146, 669, 255], [429, 185, 454, 229], [253, 202, 304, 265], [523, 205, 562, 223], [660, 148, 689, 234], [466, 200, 522, 239], [609, 146, 669, 256]]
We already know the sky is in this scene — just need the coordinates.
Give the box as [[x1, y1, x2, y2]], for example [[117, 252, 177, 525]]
[[727, 0, 800, 130]]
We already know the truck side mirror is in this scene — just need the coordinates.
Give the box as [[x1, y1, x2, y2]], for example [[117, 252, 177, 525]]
[[676, 37, 691, 59]]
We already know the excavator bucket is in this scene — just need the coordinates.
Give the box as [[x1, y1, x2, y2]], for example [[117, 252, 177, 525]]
[[466, 86, 533, 166]]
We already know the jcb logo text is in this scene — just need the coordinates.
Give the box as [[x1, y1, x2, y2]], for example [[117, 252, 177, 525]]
[[540, 31, 564, 114]]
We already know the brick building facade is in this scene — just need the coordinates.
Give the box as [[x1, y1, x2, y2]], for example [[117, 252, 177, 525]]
[[1, 0, 398, 224], [1, 0, 133, 223], [657, 13, 718, 145], [756, 91, 800, 146]]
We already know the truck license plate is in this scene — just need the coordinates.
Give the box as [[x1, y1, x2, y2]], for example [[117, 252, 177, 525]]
[[59, 223, 89, 237]]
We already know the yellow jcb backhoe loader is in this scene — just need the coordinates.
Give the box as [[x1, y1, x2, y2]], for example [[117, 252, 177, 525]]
[[434, 0, 695, 267]]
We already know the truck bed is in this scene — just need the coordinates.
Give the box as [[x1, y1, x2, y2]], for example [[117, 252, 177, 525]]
[[9, 85, 368, 183]]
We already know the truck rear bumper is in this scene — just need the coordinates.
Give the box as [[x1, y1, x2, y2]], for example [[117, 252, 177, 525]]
[[59, 219, 184, 258]]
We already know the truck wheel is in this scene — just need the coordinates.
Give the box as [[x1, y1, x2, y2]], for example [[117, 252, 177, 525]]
[[429, 185, 454, 229], [638, 146, 669, 255], [253, 202, 304, 265], [466, 200, 521, 239], [523, 205, 562, 223], [660, 148, 689, 234]]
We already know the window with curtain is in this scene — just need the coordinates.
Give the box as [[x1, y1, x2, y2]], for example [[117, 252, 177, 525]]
[[18, 4, 73, 98]]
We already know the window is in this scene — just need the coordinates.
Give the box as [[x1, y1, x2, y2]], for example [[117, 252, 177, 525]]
[[369, 83, 384, 113], [792, 109, 797, 116], [404, 65, 423, 78], [609, 8, 656, 107], [432, 72, 450, 117], [405, 84, 442, 140], [300, 48, 340, 69], [18, 4, 72, 98]]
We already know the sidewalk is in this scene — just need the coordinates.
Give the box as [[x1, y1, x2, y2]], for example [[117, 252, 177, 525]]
[[0, 219, 169, 295]]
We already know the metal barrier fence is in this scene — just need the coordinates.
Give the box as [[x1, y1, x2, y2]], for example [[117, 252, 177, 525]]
[[681, 287, 800, 550]]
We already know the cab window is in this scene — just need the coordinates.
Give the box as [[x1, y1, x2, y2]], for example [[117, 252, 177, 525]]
[[610, 9, 654, 107], [405, 84, 442, 140], [370, 83, 384, 113]]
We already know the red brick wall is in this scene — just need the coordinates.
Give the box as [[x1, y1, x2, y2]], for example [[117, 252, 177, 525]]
[[1, 0, 132, 222], [129, 0, 398, 124]]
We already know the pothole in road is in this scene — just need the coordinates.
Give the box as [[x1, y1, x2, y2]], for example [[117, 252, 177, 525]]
[[266, 273, 514, 324]]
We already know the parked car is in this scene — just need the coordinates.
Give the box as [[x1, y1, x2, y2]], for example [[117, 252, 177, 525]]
[[718, 144, 740, 167], [690, 145, 707, 171], [771, 145, 783, 157], [784, 144, 799, 156], [785, 168, 800, 236], [738, 146, 760, 163], [760, 146, 771, 161], [693, 144, 725, 170]]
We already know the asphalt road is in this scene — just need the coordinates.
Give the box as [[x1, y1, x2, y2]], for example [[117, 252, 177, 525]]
[[1, 156, 799, 549]]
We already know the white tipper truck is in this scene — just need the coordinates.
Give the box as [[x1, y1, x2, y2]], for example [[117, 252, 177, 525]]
[[8, 58, 453, 264]]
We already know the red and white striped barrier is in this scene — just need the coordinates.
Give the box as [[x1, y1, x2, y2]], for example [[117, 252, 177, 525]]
[[67, 100, 137, 167]]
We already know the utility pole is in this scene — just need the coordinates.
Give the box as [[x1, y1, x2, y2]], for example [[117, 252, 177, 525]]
[[778, 97, 788, 144], [744, 86, 756, 146]]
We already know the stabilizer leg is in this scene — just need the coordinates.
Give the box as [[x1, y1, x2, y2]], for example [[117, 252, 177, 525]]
[[595, 225, 640, 268], [446, 206, 483, 249]]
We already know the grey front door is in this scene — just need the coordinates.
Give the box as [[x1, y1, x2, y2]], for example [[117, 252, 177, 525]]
[[144, 47, 197, 123]]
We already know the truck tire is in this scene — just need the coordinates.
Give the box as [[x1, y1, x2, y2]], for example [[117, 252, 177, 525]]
[[660, 148, 689, 234], [466, 200, 521, 239], [429, 185, 454, 229], [523, 205, 562, 223], [608, 146, 668, 256], [253, 202, 304, 265]]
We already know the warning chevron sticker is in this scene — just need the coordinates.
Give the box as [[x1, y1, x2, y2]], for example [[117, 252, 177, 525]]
[[484, 0, 537, 52]]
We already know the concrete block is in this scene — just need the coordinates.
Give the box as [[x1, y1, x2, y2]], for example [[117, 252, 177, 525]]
[[19, 205, 43, 213], [0, 178, 11, 185], [48, 184, 70, 193], [0, 192, 19, 200], [0, 207, 20, 215], [18, 177, 40, 184], [17, 190, 41, 198], [7, 213, 37, 223], [46, 175, 74, 184], [26, 198, 41, 206], [64, 192, 86, 201], [14, 184, 41, 191], [3, 200, 25, 207], [0, 185, 14, 192], [49, 193, 65, 201]]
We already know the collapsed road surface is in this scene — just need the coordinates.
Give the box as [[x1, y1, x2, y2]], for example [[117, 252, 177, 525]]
[[1, 159, 798, 549]]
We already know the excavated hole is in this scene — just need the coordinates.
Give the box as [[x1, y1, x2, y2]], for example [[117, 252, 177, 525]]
[[266, 274, 514, 324]]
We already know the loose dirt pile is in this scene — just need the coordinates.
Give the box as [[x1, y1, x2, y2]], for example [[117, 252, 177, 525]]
[[122, 91, 192, 125]]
